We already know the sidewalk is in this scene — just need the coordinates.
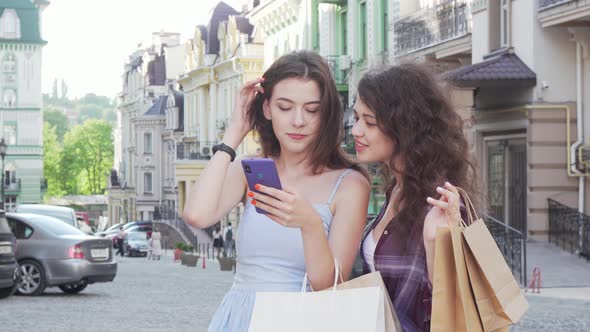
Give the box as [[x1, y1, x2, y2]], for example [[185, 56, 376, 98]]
[[526, 240, 590, 288]]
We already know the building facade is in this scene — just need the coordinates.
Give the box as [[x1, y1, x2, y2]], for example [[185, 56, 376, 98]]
[[175, 3, 264, 227], [0, 0, 49, 209], [108, 32, 184, 224]]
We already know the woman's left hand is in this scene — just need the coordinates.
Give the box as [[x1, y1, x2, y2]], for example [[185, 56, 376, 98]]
[[423, 182, 462, 245], [248, 184, 323, 232]]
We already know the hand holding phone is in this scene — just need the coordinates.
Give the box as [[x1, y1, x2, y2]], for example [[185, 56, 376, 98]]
[[241, 158, 283, 214]]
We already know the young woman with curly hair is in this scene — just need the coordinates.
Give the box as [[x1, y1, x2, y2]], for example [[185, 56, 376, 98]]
[[352, 63, 478, 332]]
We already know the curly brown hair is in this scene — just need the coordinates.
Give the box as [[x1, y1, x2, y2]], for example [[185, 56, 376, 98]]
[[247, 50, 365, 176], [357, 63, 478, 231]]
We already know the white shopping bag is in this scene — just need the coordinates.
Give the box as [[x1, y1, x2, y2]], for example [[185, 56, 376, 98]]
[[248, 261, 386, 332]]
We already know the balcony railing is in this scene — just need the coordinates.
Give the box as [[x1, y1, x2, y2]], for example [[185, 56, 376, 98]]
[[548, 198, 590, 260], [394, 0, 471, 56], [4, 179, 21, 193], [539, 0, 575, 10], [176, 141, 217, 161], [323, 55, 348, 86]]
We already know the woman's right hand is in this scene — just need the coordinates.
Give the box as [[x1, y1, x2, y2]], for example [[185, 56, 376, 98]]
[[225, 77, 265, 147]]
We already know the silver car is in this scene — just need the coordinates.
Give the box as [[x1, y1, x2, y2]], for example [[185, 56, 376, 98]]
[[6, 213, 117, 296]]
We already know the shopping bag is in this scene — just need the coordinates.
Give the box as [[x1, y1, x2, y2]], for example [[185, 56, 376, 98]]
[[329, 271, 401, 332], [431, 225, 484, 331], [457, 188, 529, 331], [248, 261, 391, 332]]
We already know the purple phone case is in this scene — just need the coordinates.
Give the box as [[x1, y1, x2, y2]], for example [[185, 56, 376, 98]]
[[241, 158, 282, 214]]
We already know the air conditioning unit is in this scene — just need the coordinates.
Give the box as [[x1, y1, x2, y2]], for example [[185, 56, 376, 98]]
[[339, 55, 351, 70], [201, 144, 212, 157]]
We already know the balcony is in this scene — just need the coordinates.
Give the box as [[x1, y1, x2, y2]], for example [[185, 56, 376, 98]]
[[394, 0, 471, 57], [323, 55, 349, 87], [538, 0, 590, 28], [4, 179, 21, 194], [176, 141, 217, 161]]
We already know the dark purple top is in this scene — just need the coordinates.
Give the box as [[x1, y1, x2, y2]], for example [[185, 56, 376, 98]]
[[361, 198, 432, 332]]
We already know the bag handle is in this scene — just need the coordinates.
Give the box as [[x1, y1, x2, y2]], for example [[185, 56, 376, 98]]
[[455, 186, 478, 226], [301, 258, 344, 292]]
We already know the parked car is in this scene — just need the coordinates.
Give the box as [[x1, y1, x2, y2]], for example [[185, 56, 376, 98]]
[[14, 204, 93, 234], [6, 213, 117, 296], [123, 232, 150, 257], [0, 211, 18, 299]]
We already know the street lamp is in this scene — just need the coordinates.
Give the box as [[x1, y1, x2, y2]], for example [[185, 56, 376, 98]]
[[0, 138, 7, 211]]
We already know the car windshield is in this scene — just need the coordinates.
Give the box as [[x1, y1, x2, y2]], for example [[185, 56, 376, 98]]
[[127, 232, 147, 241], [15, 206, 75, 227], [24, 215, 85, 236]]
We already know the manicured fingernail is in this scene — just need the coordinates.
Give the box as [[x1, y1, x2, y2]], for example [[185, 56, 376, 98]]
[[445, 181, 452, 186], [247, 192, 254, 197], [254, 184, 261, 190], [251, 199, 257, 205], [427, 197, 434, 203], [436, 186, 443, 192]]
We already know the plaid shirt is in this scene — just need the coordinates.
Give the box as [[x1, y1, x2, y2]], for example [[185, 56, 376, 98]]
[[361, 200, 432, 332]]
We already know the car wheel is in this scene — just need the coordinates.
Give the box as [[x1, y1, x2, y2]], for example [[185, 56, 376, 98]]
[[17, 260, 46, 296], [58, 280, 88, 294]]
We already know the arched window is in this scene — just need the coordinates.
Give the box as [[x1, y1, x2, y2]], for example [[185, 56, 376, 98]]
[[0, 9, 21, 39], [3, 89, 17, 108]]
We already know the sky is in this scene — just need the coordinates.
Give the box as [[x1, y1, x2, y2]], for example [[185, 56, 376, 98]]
[[41, 0, 246, 99]]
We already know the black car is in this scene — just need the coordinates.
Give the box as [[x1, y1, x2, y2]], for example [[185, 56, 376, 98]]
[[0, 211, 18, 299]]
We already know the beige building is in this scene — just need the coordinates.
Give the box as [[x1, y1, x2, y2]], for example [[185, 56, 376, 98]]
[[175, 3, 264, 225]]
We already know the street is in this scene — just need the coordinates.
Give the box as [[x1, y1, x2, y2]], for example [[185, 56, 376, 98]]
[[0, 254, 589, 332], [0, 254, 234, 332]]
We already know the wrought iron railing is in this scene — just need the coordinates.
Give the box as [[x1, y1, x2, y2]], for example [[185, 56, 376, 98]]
[[483, 214, 527, 285], [539, 0, 575, 10], [323, 55, 348, 85], [4, 179, 21, 193], [548, 198, 590, 260], [176, 141, 217, 161], [153, 205, 198, 249], [394, 0, 471, 56]]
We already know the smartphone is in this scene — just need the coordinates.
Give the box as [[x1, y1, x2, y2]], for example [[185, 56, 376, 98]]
[[241, 158, 283, 214]]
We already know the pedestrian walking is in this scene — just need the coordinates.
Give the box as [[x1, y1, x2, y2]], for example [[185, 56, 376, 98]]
[[115, 226, 127, 257], [212, 226, 224, 257], [223, 223, 234, 257], [183, 51, 370, 332], [149, 226, 162, 260]]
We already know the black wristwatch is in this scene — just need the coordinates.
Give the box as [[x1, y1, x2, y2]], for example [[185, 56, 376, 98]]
[[212, 143, 236, 162]]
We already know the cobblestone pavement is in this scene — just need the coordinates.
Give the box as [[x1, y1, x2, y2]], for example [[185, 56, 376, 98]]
[[0, 254, 234, 332], [1, 253, 589, 331], [513, 294, 590, 332]]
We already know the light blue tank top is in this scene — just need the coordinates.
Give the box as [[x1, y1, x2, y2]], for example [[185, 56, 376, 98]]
[[208, 169, 353, 332], [233, 168, 353, 291]]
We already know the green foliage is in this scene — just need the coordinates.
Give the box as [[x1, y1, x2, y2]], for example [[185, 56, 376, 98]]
[[62, 120, 114, 195], [43, 107, 69, 142], [42, 123, 66, 198]]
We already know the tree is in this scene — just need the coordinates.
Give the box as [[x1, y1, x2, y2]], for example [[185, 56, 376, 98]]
[[62, 120, 113, 194], [60, 79, 68, 100], [43, 107, 69, 142], [42, 123, 66, 197], [78, 104, 103, 124]]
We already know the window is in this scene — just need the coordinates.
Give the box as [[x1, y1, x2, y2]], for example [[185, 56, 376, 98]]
[[382, 0, 389, 52], [144, 132, 152, 154], [144, 172, 153, 193], [0, 9, 20, 39], [7, 218, 33, 240], [360, 2, 367, 61], [3, 123, 16, 145], [501, 0, 509, 47], [2, 53, 16, 73], [340, 10, 348, 55], [2, 89, 17, 108]]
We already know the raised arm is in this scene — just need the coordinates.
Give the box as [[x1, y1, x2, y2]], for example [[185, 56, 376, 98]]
[[182, 78, 264, 228]]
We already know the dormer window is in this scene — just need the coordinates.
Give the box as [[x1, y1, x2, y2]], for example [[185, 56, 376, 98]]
[[0, 9, 21, 39]]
